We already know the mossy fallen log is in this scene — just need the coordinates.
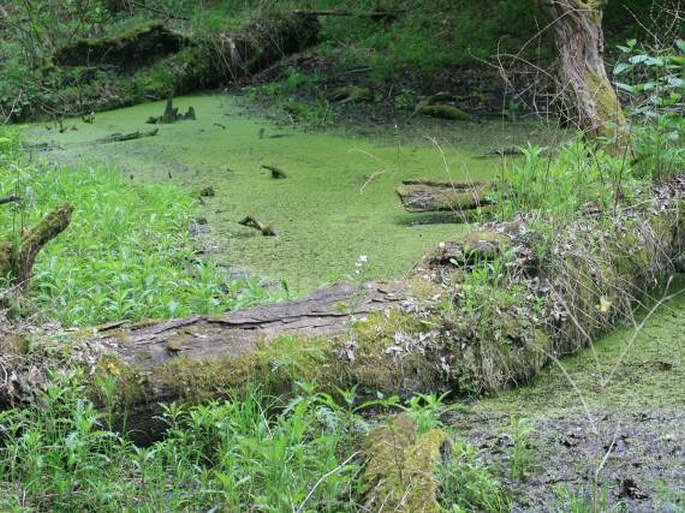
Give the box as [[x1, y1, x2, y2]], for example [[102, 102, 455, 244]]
[[16, 14, 320, 122], [53, 22, 189, 72], [415, 92, 473, 121], [397, 179, 494, 212], [98, 128, 158, 143], [87, 282, 407, 443], [4, 179, 684, 446], [238, 215, 278, 236]]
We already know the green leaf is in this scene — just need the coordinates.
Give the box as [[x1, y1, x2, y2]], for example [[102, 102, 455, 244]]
[[629, 54, 649, 64], [613, 63, 631, 75], [614, 82, 634, 93], [675, 39, 685, 52]]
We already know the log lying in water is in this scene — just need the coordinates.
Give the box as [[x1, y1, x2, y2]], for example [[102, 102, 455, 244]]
[[396, 179, 495, 212], [98, 128, 158, 143]]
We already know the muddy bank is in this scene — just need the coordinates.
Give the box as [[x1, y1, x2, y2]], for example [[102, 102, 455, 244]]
[[450, 279, 685, 511], [8, 13, 320, 122]]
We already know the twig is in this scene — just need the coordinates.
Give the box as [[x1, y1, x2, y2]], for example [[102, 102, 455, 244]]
[[0, 195, 21, 206], [295, 451, 359, 513]]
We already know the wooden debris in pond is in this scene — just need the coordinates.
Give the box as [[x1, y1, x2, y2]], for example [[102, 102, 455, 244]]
[[146, 97, 197, 124], [213, 122, 227, 129], [261, 164, 287, 179], [397, 178, 494, 212], [199, 186, 215, 197], [162, 96, 178, 123], [98, 128, 159, 143], [487, 146, 524, 156], [183, 106, 196, 120], [238, 215, 278, 236], [414, 92, 472, 121]]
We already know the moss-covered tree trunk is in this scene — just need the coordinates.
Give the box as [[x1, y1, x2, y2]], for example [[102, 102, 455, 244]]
[[535, 0, 627, 139], [0, 204, 73, 287]]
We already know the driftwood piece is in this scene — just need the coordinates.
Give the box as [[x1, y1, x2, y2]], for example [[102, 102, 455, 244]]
[[0, 204, 73, 287], [261, 164, 287, 179], [98, 128, 158, 143], [0, 195, 21, 206], [146, 98, 196, 124], [397, 179, 494, 212], [238, 215, 277, 236]]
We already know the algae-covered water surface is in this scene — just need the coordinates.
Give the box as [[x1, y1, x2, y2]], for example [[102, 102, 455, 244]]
[[26, 95, 551, 293]]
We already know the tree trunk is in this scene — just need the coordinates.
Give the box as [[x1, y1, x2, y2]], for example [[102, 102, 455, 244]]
[[535, 0, 627, 139], [0, 204, 73, 287]]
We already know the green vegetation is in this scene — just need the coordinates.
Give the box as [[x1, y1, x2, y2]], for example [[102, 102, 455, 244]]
[[0, 128, 278, 325], [23, 95, 553, 294], [0, 1, 683, 511], [0, 375, 511, 512]]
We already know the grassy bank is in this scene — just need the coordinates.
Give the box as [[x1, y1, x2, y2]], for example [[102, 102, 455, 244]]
[[0, 130, 279, 326]]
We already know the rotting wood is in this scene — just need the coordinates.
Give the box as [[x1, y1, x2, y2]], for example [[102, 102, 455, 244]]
[[96, 282, 406, 443], [238, 215, 278, 236], [261, 164, 287, 179], [396, 179, 494, 212], [0, 195, 21, 206], [98, 128, 158, 143], [146, 97, 196, 124], [0, 204, 73, 287]]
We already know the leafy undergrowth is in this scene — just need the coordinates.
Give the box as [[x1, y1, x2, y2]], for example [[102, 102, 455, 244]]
[[0, 131, 280, 326], [0, 379, 510, 513]]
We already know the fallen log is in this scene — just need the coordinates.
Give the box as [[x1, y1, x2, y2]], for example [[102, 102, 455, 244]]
[[0, 195, 21, 206], [94, 282, 406, 443], [23, 14, 320, 122], [3, 179, 683, 448], [260, 164, 287, 179], [98, 128, 158, 143], [53, 22, 189, 72], [396, 179, 494, 212]]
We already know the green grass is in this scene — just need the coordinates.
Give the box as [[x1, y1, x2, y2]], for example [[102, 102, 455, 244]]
[[0, 131, 279, 326], [0, 375, 507, 512]]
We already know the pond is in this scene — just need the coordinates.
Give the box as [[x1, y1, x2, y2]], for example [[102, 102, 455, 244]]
[[26, 95, 556, 294]]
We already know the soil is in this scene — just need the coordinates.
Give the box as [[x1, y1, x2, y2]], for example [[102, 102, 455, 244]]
[[449, 277, 685, 511]]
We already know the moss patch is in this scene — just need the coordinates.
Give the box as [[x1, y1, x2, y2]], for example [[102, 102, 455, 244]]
[[361, 413, 450, 513]]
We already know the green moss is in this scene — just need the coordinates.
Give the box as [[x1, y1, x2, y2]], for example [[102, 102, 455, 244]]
[[583, 68, 627, 139], [416, 104, 473, 121], [350, 309, 444, 393], [361, 413, 450, 513]]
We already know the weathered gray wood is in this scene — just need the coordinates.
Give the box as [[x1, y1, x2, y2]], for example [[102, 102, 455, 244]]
[[397, 179, 494, 212], [99, 282, 405, 371]]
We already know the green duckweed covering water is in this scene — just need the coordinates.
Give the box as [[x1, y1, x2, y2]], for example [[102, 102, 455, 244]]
[[26, 95, 555, 294]]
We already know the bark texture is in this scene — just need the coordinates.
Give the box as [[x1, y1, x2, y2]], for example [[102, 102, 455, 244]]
[[396, 179, 493, 212], [535, 0, 626, 136]]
